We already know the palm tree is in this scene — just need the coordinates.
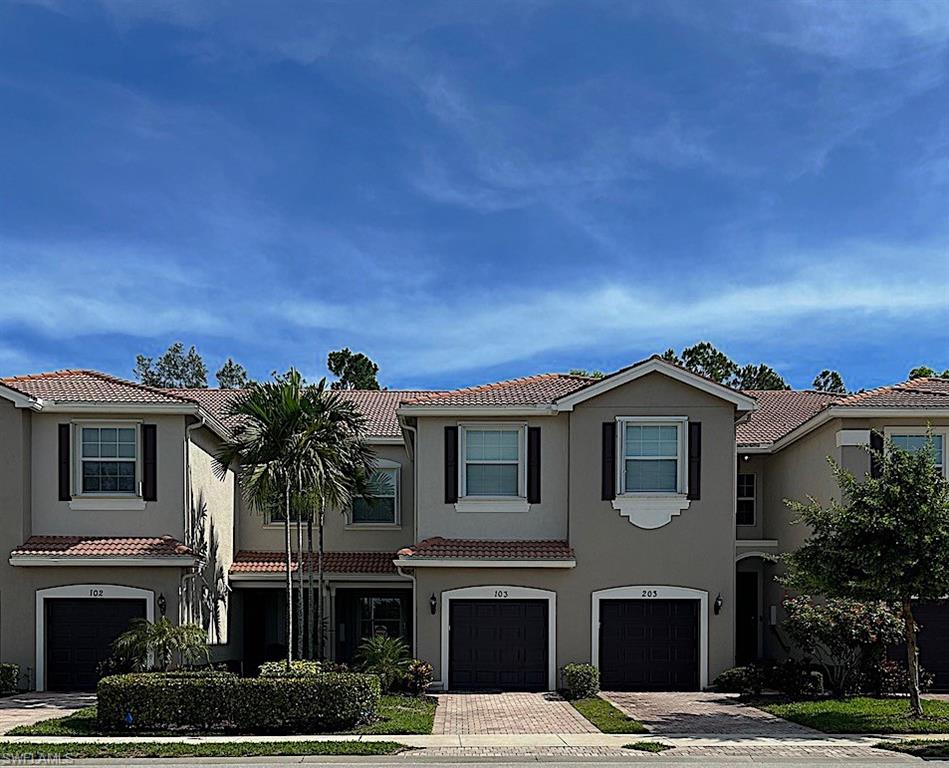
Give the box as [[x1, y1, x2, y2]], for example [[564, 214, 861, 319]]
[[216, 370, 377, 665]]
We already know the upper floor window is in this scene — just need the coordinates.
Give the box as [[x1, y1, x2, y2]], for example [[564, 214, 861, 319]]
[[889, 432, 945, 474], [79, 425, 138, 494], [737, 473, 755, 526], [461, 426, 525, 497], [351, 464, 400, 526], [619, 418, 686, 494]]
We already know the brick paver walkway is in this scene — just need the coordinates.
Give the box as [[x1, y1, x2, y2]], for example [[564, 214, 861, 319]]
[[0, 692, 95, 734], [433, 692, 598, 734], [603, 691, 818, 735]]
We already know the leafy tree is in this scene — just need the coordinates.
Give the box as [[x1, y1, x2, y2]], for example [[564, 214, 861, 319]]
[[215, 358, 249, 389], [327, 348, 380, 390], [782, 435, 949, 716], [734, 363, 790, 390], [812, 369, 847, 394], [568, 368, 605, 379], [909, 366, 949, 379], [216, 370, 376, 664], [111, 617, 209, 672], [781, 595, 902, 696], [134, 342, 208, 388]]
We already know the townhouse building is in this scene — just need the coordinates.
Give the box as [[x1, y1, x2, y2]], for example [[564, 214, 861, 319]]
[[0, 357, 946, 692]]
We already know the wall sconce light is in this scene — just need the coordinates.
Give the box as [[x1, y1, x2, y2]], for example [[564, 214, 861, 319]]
[[157, 593, 167, 617], [714, 593, 724, 615], [742, 454, 750, 463], [429, 593, 437, 615]]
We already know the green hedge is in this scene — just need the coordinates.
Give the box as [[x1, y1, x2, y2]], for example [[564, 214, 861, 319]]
[[258, 660, 322, 678], [0, 664, 18, 693], [98, 672, 380, 733], [562, 663, 599, 699]]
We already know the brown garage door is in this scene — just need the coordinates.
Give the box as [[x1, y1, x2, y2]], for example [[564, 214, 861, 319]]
[[449, 599, 548, 691], [599, 599, 699, 691], [46, 598, 146, 691]]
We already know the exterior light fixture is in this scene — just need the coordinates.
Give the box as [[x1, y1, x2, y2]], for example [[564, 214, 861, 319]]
[[714, 593, 723, 615], [157, 592, 167, 617], [429, 593, 437, 615]]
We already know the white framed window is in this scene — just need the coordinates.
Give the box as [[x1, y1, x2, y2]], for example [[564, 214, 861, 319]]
[[351, 462, 401, 526], [737, 473, 755, 526], [617, 417, 687, 495], [884, 427, 947, 476], [459, 424, 526, 499], [75, 422, 140, 496]]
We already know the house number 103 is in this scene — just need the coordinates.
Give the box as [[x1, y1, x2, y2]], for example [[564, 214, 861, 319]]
[[494, 590, 509, 598]]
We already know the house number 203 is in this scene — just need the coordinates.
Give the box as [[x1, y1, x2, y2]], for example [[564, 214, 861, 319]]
[[641, 589, 659, 598], [494, 590, 509, 598]]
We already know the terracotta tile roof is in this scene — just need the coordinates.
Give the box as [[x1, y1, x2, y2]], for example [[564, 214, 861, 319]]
[[171, 388, 439, 438], [396, 536, 575, 561], [11, 535, 195, 559], [737, 390, 838, 446], [0, 370, 193, 405], [832, 377, 949, 409], [230, 550, 398, 575], [401, 374, 593, 407]]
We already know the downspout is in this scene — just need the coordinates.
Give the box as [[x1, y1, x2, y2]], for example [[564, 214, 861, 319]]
[[396, 565, 417, 659], [182, 415, 206, 626], [397, 418, 419, 659]]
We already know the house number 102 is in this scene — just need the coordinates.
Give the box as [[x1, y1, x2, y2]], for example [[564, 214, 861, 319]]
[[89, 589, 104, 597]]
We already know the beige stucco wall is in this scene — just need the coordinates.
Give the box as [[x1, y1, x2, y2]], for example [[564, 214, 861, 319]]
[[188, 425, 235, 646], [413, 371, 740, 687], [30, 412, 187, 538], [414, 415, 569, 540], [236, 444, 415, 554]]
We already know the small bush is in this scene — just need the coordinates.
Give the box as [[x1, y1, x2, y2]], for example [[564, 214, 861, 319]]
[[713, 665, 762, 695], [864, 659, 934, 697], [355, 634, 411, 692], [258, 660, 322, 678], [0, 663, 18, 693], [764, 659, 824, 698], [97, 671, 380, 733], [402, 659, 433, 696], [562, 663, 599, 699]]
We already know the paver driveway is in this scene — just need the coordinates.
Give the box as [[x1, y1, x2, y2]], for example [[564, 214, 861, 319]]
[[433, 692, 597, 734], [0, 691, 95, 734], [603, 691, 818, 736]]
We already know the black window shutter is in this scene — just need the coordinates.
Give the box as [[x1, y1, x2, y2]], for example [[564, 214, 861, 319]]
[[601, 422, 616, 501], [870, 431, 884, 479], [57, 424, 71, 501], [687, 422, 702, 500], [444, 426, 458, 504], [527, 426, 541, 504], [142, 424, 158, 501]]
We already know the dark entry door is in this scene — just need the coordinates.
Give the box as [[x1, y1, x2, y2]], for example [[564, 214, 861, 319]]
[[599, 599, 699, 691], [45, 598, 146, 690], [449, 599, 548, 691], [735, 572, 759, 665]]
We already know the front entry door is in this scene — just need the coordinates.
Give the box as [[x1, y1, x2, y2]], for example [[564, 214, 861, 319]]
[[735, 572, 759, 665]]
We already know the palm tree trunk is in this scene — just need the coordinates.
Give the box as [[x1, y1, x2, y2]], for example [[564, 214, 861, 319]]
[[317, 497, 326, 661], [284, 484, 293, 668], [306, 505, 315, 661], [296, 498, 304, 661], [903, 600, 923, 717]]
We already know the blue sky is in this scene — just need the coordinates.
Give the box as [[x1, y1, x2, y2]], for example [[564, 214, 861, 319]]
[[1, 1, 948, 391]]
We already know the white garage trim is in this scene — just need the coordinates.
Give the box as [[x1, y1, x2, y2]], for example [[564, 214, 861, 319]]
[[35, 584, 154, 691], [591, 585, 708, 689], [437, 585, 556, 691]]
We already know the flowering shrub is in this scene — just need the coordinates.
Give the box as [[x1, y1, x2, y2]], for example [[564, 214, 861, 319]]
[[782, 596, 903, 696]]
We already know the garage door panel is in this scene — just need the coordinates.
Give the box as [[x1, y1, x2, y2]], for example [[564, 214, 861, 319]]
[[600, 599, 699, 691], [449, 599, 548, 691]]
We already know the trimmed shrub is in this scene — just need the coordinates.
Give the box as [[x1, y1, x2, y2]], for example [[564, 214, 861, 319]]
[[864, 659, 934, 697], [403, 659, 434, 695], [562, 663, 599, 699], [355, 634, 410, 692], [0, 664, 18, 694], [258, 660, 322, 678], [713, 665, 762, 695], [98, 671, 380, 733]]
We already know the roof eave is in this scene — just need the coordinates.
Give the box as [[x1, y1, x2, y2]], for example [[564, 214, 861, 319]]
[[10, 555, 197, 567], [392, 557, 576, 569], [395, 404, 560, 417]]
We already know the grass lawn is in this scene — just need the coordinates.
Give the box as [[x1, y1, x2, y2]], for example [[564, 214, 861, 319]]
[[623, 741, 671, 753], [569, 697, 648, 734], [760, 697, 949, 734], [0, 741, 406, 759], [352, 695, 437, 734], [10, 695, 436, 737], [876, 739, 949, 758]]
